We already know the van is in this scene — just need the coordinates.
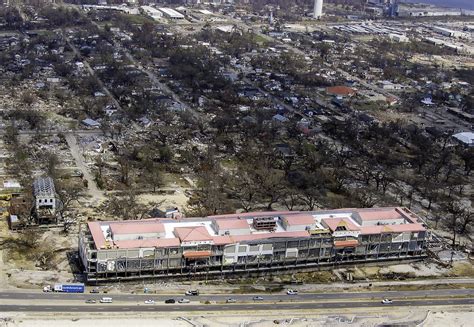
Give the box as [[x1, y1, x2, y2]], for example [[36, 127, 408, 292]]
[[99, 297, 113, 303]]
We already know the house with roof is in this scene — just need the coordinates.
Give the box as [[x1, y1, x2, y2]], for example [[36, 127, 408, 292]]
[[82, 118, 101, 128], [453, 132, 474, 147], [326, 86, 357, 97]]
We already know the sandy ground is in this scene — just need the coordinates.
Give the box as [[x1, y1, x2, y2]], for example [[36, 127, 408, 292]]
[[423, 311, 474, 327], [1, 308, 473, 327]]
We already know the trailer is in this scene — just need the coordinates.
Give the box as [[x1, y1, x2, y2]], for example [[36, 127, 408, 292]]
[[43, 283, 85, 293]]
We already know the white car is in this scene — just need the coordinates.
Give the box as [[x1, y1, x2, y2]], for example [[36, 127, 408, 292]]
[[381, 299, 393, 304], [178, 298, 190, 303], [99, 297, 113, 303], [144, 300, 155, 304], [226, 298, 237, 303], [287, 290, 298, 295]]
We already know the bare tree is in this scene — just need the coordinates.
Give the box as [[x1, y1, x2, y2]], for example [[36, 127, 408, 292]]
[[444, 200, 467, 247]]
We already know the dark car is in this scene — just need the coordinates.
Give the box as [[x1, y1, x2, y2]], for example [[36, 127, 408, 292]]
[[165, 299, 176, 304], [185, 290, 199, 296], [90, 289, 100, 294]]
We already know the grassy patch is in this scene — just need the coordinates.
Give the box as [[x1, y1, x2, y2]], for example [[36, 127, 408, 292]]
[[117, 13, 155, 26], [450, 262, 474, 277], [293, 271, 334, 283]]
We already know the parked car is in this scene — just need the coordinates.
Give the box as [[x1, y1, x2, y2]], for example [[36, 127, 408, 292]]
[[226, 298, 237, 303], [185, 290, 199, 296], [144, 300, 155, 304], [178, 298, 190, 303], [165, 299, 176, 304], [252, 296, 264, 301], [287, 289, 298, 295], [381, 299, 393, 304], [90, 289, 100, 294], [85, 299, 96, 304]]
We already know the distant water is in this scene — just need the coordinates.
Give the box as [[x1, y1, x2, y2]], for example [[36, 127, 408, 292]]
[[402, 0, 474, 10]]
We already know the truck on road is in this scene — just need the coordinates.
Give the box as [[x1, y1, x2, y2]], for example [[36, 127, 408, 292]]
[[43, 283, 85, 293]]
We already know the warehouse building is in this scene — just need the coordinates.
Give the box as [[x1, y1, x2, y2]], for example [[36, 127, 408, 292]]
[[79, 207, 428, 282], [158, 7, 185, 19], [141, 6, 163, 21]]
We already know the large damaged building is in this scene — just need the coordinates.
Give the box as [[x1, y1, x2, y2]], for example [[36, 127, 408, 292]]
[[79, 207, 428, 282]]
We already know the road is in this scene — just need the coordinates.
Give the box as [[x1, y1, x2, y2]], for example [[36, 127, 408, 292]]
[[65, 133, 105, 203], [1, 288, 472, 302], [63, 30, 124, 112], [0, 129, 102, 137], [0, 298, 472, 312]]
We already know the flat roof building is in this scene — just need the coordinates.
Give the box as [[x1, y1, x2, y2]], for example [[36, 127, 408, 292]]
[[79, 207, 428, 282], [141, 6, 163, 21], [158, 8, 185, 19]]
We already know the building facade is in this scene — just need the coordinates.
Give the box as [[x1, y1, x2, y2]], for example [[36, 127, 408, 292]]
[[79, 207, 428, 282]]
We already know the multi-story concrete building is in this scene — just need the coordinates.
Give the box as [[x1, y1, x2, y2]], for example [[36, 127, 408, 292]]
[[79, 207, 428, 283]]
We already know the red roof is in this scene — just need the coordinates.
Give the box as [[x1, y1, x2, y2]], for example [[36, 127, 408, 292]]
[[326, 86, 356, 96], [88, 222, 106, 249], [360, 223, 425, 235], [110, 222, 165, 235], [358, 209, 403, 222], [183, 250, 212, 259], [334, 240, 359, 248], [213, 235, 234, 245], [113, 238, 180, 249], [174, 226, 212, 242], [323, 218, 360, 232], [215, 219, 250, 230], [281, 214, 315, 226]]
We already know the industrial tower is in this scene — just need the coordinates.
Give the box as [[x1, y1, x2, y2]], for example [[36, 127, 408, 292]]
[[314, 0, 323, 19]]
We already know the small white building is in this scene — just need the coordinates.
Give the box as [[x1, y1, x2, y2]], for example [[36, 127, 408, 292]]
[[433, 26, 467, 38], [389, 33, 409, 43], [212, 219, 250, 236], [453, 132, 474, 147]]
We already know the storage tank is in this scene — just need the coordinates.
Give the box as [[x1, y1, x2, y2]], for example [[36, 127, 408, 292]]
[[314, 0, 323, 19]]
